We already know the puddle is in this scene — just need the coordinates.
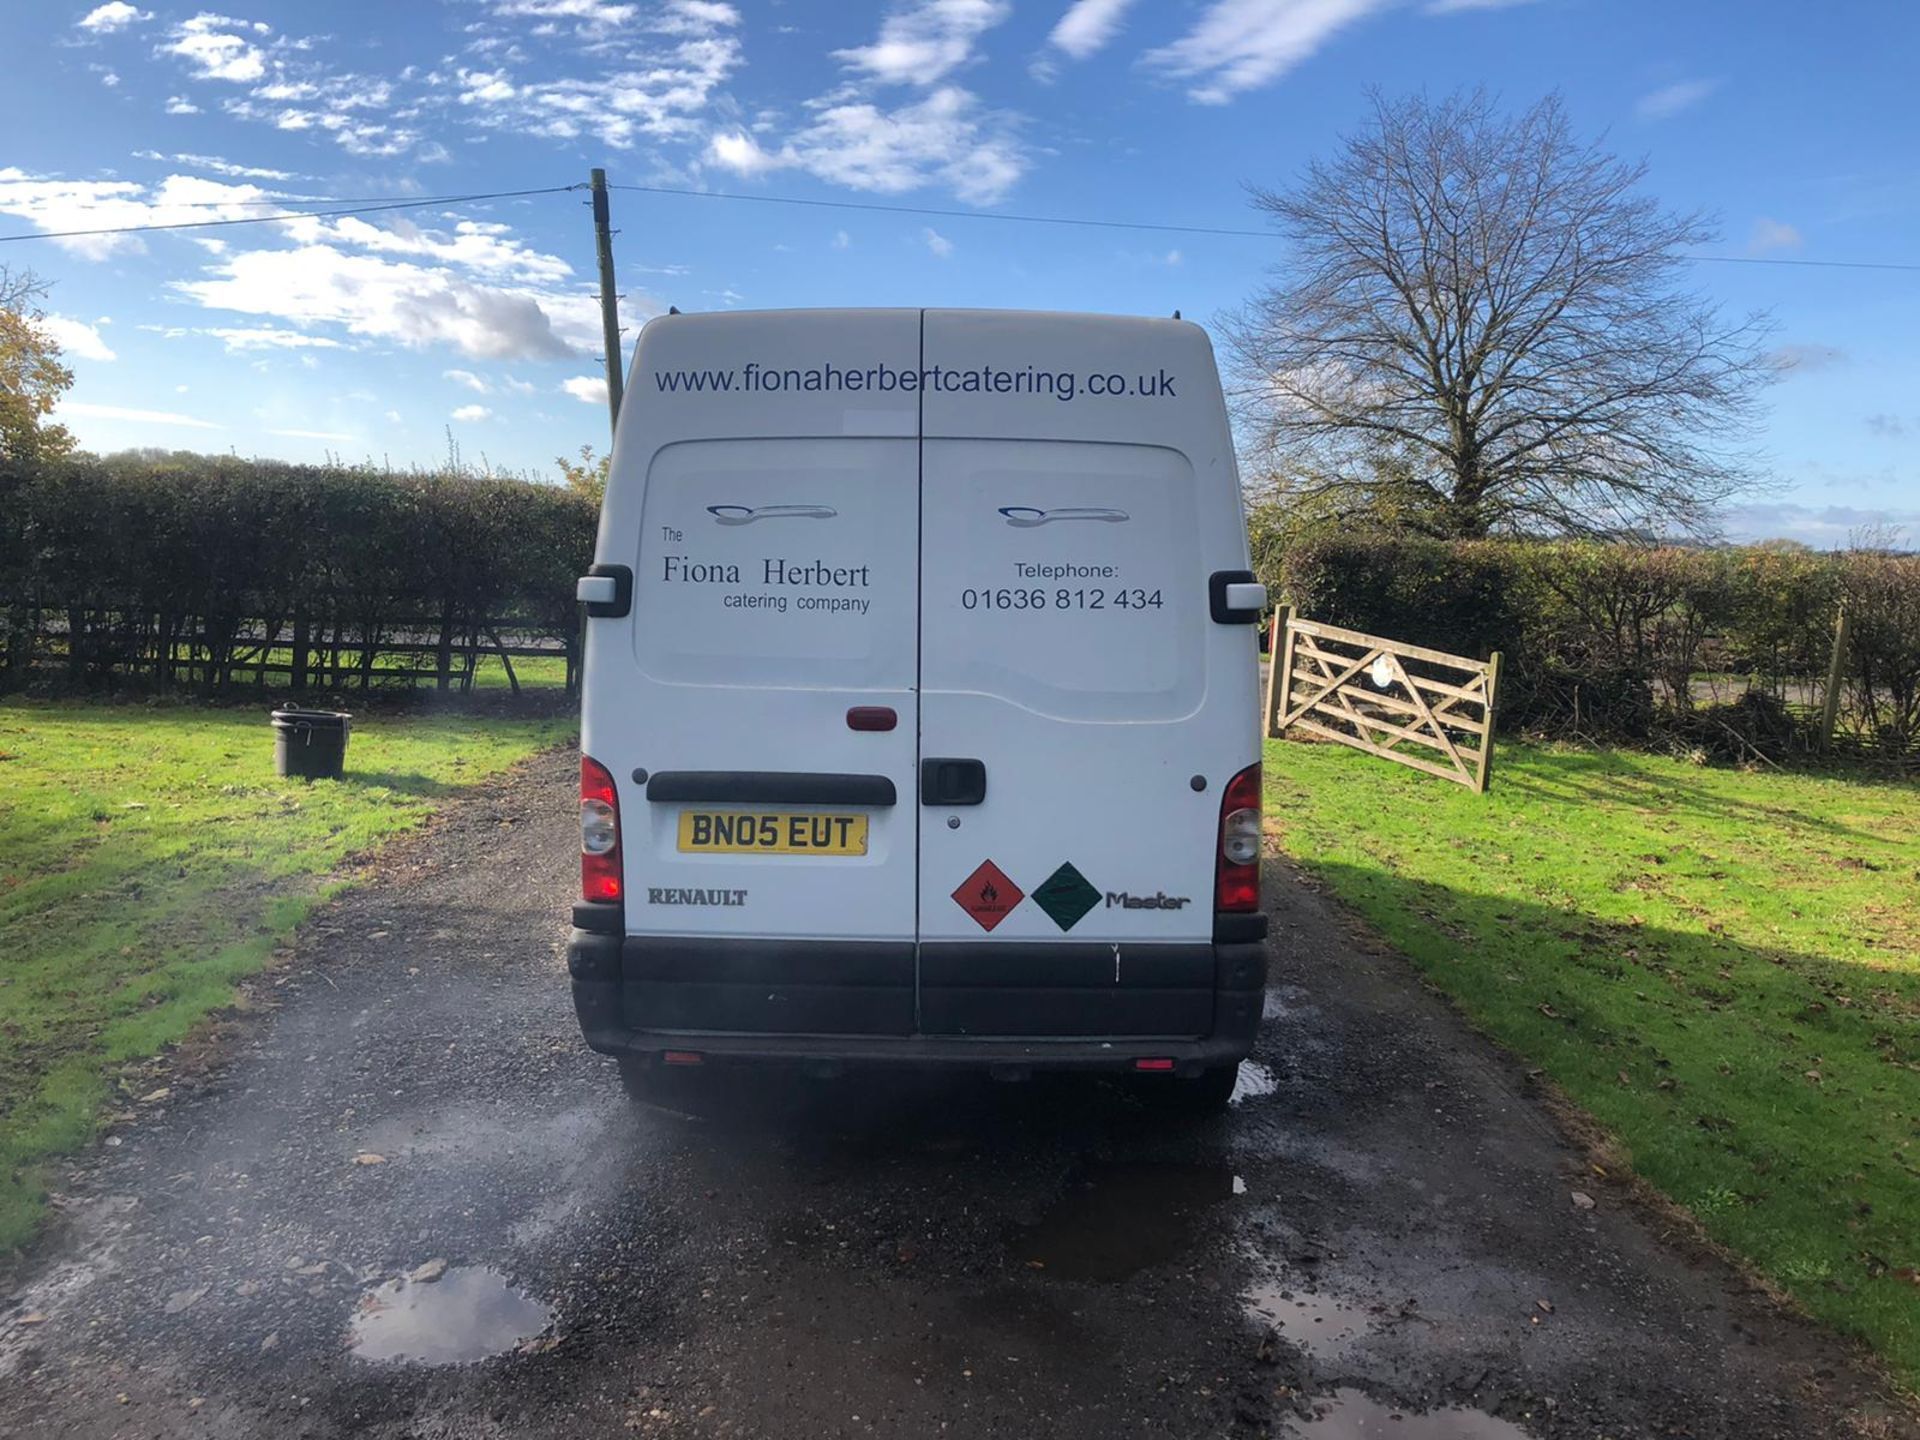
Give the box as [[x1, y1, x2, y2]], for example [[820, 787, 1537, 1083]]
[[1017, 1162, 1239, 1282], [1293, 1388, 1532, 1439], [1231, 1061, 1278, 1105], [349, 1266, 552, 1365], [1245, 1282, 1376, 1357]]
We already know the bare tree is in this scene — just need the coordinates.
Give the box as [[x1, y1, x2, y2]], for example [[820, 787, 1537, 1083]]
[[1225, 91, 1775, 539]]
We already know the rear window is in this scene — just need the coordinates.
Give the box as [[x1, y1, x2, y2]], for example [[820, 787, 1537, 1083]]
[[918, 439, 1204, 721], [630, 437, 918, 690]]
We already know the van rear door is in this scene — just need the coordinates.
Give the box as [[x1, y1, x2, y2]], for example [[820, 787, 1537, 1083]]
[[914, 311, 1231, 1039], [604, 311, 922, 1035]]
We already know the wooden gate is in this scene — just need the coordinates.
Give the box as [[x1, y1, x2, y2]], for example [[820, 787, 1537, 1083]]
[[1264, 610, 1503, 793]]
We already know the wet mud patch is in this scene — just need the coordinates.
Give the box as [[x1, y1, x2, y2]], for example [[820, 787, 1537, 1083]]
[[1292, 1387, 1533, 1438], [1245, 1281, 1383, 1359], [1015, 1161, 1240, 1281], [349, 1265, 551, 1365]]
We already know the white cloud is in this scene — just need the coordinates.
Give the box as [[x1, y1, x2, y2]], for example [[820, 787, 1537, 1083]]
[[708, 130, 780, 176], [922, 226, 954, 258], [562, 375, 609, 404], [40, 316, 117, 362], [1145, 0, 1388, 104], [132, 150, 297, 180], [1164, 248, 1182, 265], [777, 86, 1025, 203], [450, 404, 493, 422], [445, 368, 492, 392], [166, 13, 269, 84], [59, 401, 220, 429], [203, 326, 344, 352], [493, 0, 638, 26], [454, 3, 742, 149], [1635, 77, 1718, 121], [175, 245, 583, 361], [835, 0, 1011, 86], [653, 0, 741, 34], [705, 88, 1024, 203], [833, 229, 852, 249], [1748, 217, 1803, 256], [320, 215, 573, 282], [1047, 0, 1137, 59], [0, 168, 280, 260], [98, 70, 122, 88], [3, 168, 604, 361], [78, 3, 153, 32], [165, 95, 201, 114]]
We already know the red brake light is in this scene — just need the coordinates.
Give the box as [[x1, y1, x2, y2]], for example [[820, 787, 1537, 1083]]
[[580, 755, 622, 903], [1215, 762, 1262, 914]]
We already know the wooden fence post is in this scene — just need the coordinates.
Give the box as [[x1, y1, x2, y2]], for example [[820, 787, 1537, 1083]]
[[290, 614, 309, 695], [1818, 604, 1850, 753], [1474, 650, 1503, 794], [1264, 605, 1292, 738]]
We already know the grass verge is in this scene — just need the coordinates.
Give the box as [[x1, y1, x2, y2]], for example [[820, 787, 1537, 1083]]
[[1264, 737, 1920, 1387], [0, 698, 570, 1251]]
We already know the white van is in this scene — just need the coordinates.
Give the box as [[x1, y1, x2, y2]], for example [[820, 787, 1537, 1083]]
[[569, 309, 1268, 1108]]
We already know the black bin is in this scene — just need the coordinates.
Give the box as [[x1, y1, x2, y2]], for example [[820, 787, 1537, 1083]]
[[271, 707, 351, 780]]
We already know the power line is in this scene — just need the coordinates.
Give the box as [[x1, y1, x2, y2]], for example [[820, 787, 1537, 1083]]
[[0, 185, 582, 245], [1687, 253, 1920, 274], [610, 181, 1920, 273], [39, 187, 570, 212], [608, 181, 1278, 239], [6, 172, 1920, 275]]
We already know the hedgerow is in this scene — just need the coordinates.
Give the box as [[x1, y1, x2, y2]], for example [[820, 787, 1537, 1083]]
[[1269, 534, 1920, 765], [0, 455, 596, 696]]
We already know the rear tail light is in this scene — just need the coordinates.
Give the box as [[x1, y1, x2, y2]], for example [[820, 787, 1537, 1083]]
[[580, 755, 622, 903], [1215, 762, 1262, 913]]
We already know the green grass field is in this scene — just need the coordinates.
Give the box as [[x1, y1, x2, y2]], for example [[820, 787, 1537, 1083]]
[[0, 699, 571, 1251], [1264, 737, 1920, 1386]]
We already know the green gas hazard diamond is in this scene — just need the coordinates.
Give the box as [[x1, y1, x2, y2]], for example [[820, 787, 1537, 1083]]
[[1031, 862, 1102, 932]]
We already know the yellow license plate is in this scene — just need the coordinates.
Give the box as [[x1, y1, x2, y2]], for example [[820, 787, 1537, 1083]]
[[676, 810, 869, 856]]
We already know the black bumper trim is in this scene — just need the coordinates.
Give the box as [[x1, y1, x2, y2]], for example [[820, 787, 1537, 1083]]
[[570, 991, 1258, 1075], [1214, 912, 1268, 943], [574, 900, 623, 934], [568, 931, 1268, 1066], [645, 771, 898, 806]]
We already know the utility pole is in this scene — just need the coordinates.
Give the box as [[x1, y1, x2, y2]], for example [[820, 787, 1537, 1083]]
[[590, 167, 623, 436]]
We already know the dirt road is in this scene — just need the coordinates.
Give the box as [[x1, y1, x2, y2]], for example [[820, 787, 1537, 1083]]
[[2, 750, 1909, 1438]]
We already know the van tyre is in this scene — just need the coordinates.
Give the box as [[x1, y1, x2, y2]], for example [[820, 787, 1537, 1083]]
[[1184, 1063, 1239, 1114]]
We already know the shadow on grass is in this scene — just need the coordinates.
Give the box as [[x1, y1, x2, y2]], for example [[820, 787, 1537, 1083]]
[[345, 769, 461, 799], [1495, 747, 1900, 845], [1287, 852, 1920, 1384]]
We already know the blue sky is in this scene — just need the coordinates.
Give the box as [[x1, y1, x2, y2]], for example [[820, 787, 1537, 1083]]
[[2, 0, 1916, 544]]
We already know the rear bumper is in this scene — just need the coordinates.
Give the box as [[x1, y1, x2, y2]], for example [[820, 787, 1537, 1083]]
[[567, 927, 1267, 1074]]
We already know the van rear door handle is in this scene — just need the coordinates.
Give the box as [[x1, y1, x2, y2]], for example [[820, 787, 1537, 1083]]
[[1209, 569, 1264, 624], [921, 758, 986, 806]]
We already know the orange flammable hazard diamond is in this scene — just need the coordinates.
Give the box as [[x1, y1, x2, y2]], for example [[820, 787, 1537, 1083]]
[[952, 859, 1023, 932]]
